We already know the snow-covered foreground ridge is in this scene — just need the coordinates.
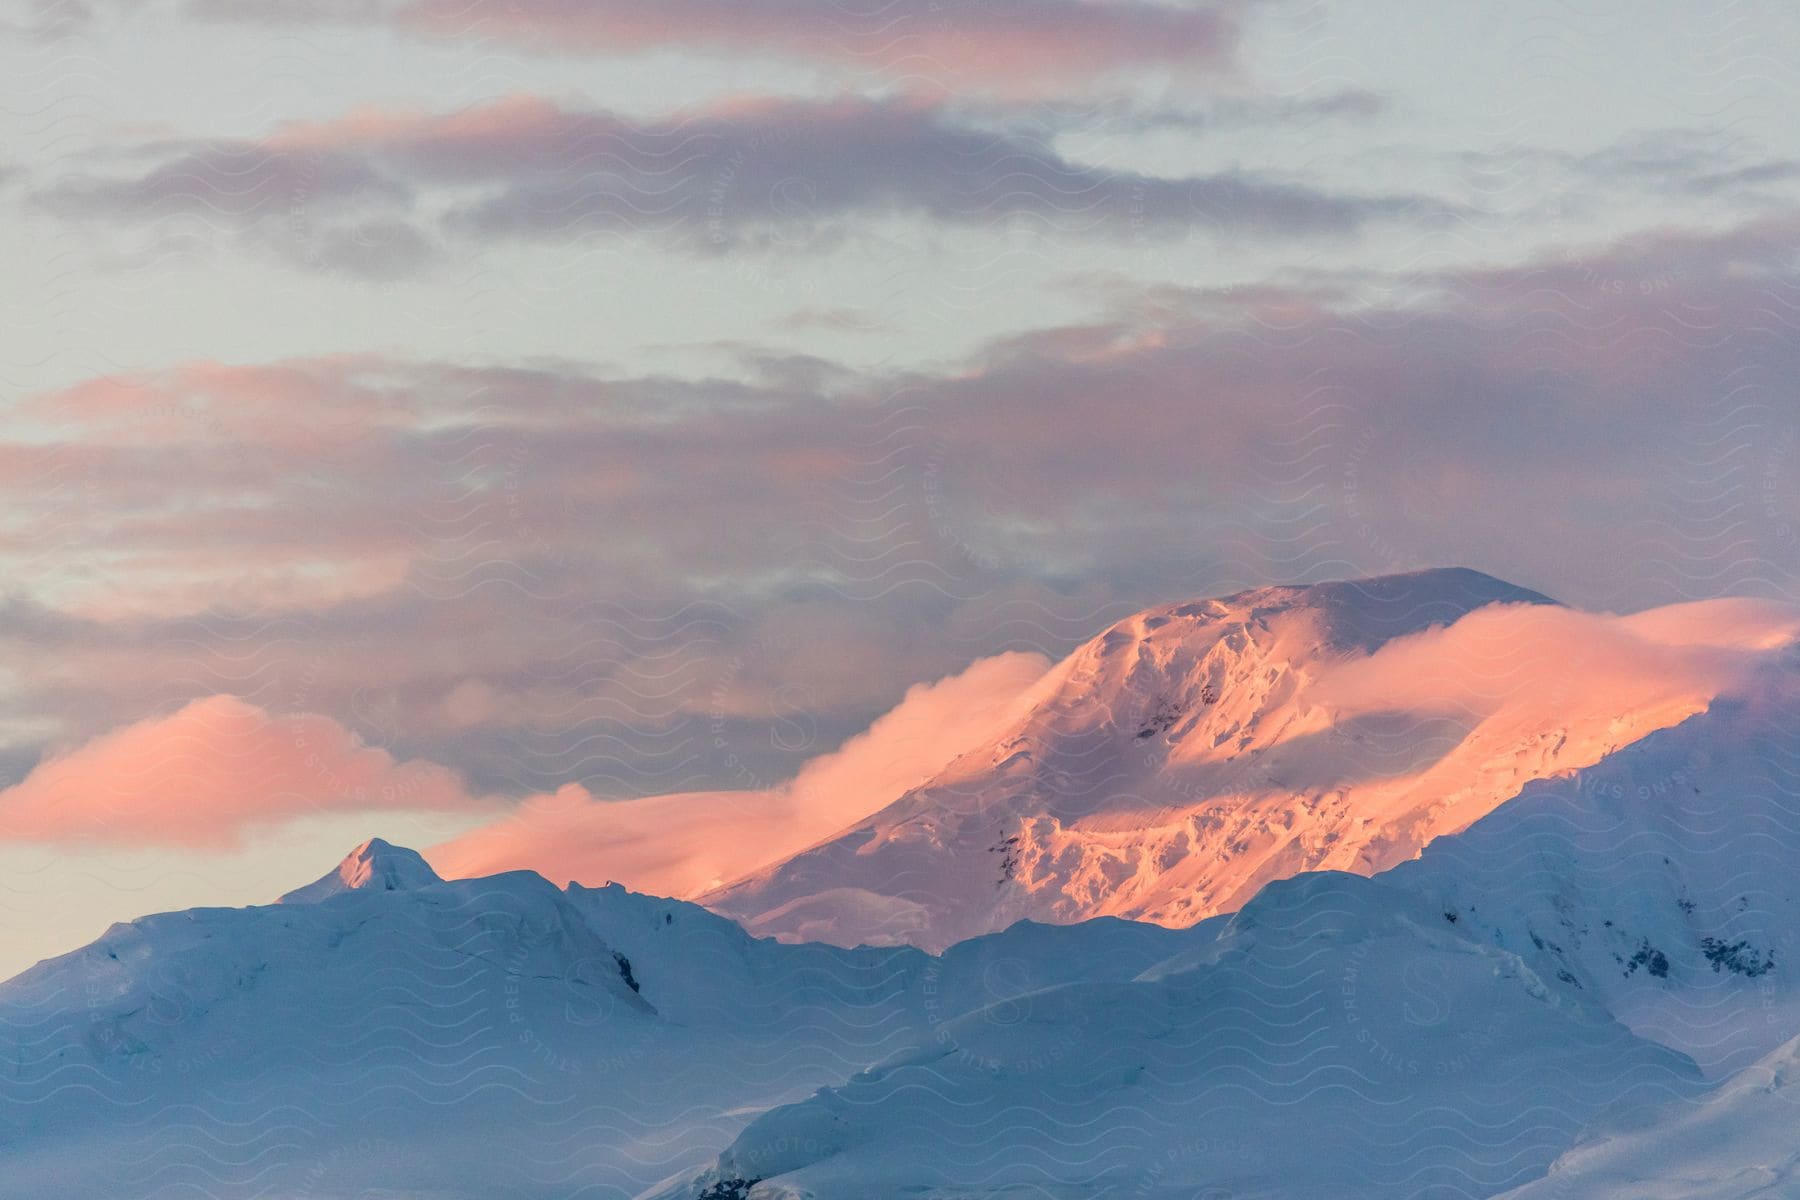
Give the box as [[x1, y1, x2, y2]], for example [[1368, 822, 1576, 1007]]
[[706, 568, 1800, 951], [0, 838, 1198, 1198], [8, 569, 1800, 1198]]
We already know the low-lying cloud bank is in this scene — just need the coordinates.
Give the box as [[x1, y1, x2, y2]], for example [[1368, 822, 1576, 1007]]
[[0, 651, 1050, 892], [6, 593, 1798, 900], [427, 648, 1050, 895], [1314, 598, 1800, 726]]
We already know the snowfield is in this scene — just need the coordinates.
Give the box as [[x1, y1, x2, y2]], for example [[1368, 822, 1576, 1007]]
[[6, 570, 1800, 1199]]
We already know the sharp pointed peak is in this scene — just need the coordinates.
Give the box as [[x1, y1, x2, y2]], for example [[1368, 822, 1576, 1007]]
[[278, 837, 442, 905]]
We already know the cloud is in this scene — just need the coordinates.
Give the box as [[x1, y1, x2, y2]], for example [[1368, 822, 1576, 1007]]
[[31, 92, 1439, 273], [0, 646, 1047, 874], [1314, 600, 1800, 728], [4, 218, 1799, 805], [14, 595, 1786, 898], [0, 695, 483, 848], [426, 649, 1051, 895], [1618, 597, 1800, 651], [167, 0, 1243, 92], [415, 0, 1236, 88]]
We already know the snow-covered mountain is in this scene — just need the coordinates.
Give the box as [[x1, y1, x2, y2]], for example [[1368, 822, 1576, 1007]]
[[9, 569, 1800, 1200], [667, 652, 1800, 1199], [0, 838, 1195, 1199], [706, 568, 1792, 952]]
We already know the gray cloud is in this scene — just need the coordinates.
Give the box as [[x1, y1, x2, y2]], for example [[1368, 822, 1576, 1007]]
[[6, 217, 1797, 800], [30, 94, 1445, 275]]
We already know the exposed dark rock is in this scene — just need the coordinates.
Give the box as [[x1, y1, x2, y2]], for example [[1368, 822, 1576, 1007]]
[[1701, 937, 1774, 978], [1624, 940, 1669, 979], [613, 951, 641, 994]]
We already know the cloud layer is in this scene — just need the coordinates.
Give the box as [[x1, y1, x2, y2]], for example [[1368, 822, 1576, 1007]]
[[151, 0, 1246, 91], [32, 92, 1432, 275], [0, 648, 1048, 885], [11, 592, 1794, 904], [4, 217, 1798, 806]]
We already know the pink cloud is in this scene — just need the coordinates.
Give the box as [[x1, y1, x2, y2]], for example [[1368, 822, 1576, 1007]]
[[1314, 599, 1800, 721], [0, 695, 483, 848], [35, 356, 412, 449], [250, 0, 1241, 91], [427, 650, 1051, 895], [0, 649, 1049, 874], [1303, 600, 1800, 832]]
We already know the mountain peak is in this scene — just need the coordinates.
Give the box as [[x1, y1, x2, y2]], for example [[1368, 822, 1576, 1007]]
[[706, 567, 1609, 950], [1201, 567, 1558, 653], [278, 837, 443, 904]]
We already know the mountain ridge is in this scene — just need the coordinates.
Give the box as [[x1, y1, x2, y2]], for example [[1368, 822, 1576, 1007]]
[[9, 568, 1800, 1199]]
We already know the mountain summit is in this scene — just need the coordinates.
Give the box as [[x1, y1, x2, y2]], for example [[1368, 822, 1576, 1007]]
[[706, 568, 1781, 950], [278, 836, 443, 904], [1153, 566, 1558, 652]]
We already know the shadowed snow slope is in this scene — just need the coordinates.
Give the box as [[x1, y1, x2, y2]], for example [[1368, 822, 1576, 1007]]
[[707, 569, 1796, 952], [673, 868, 1706, 1200], [1384, 670, 1800, 1078], [0, 846, 1194, 1199], [1499, 1032, 1800, 1200]]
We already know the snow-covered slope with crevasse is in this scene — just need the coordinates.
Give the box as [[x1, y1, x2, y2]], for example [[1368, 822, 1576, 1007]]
[[707, 569, 1795, 952]]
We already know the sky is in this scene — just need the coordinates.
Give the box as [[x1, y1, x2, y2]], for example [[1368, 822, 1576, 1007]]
[[0, 0, 1797, 979]]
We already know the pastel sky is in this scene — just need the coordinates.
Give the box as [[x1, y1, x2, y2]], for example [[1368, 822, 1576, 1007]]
[[0, 0, 1797, 979]]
